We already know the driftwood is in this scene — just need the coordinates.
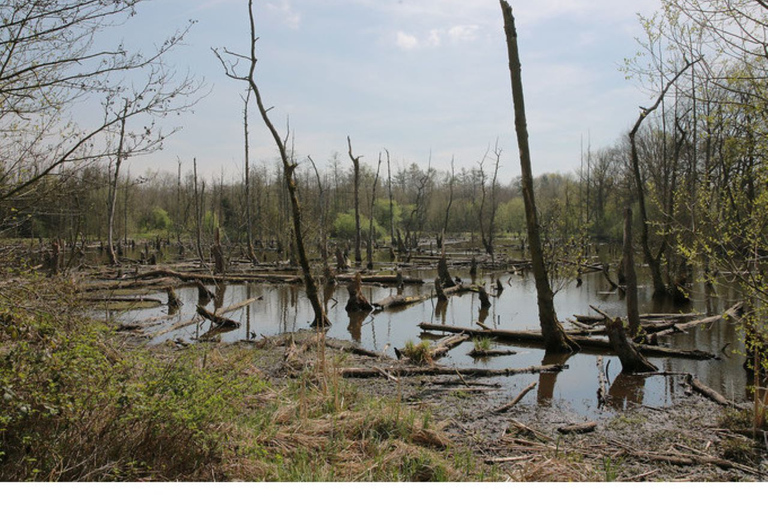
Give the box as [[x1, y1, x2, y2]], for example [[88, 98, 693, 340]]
[[493, 381, 537, 414], [340, 363, 564, 379], [150, 296, 260, 339], [430, 333, 469, 360], [468, 348, 517, 358], [336, 273, 424, 285], [136, 268, 301, 284], [196, 305, 240, 329], [419, 322, 716, 360], [373, 292, 431, 310], [557, 422, 598, 435], [650, 302, 743, 339], [686, 374, 739, 407]]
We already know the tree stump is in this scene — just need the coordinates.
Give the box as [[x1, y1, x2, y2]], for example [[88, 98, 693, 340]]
[[605, 318, 658, 373], [437, 249, 456, 288], [345, 272, 373, 312]]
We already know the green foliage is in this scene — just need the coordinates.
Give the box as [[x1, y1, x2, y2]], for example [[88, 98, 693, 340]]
[[331, 211, 386, 241], [473, 336, 493, 352], [141, 206, 172, 232], [202, 211, 219, 234]]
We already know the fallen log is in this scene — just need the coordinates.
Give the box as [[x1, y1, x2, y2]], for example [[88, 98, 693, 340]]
[[430, 333, 469, 360], [373, 292, 431, 310], [493, 381, 537, 414], [196, 305, 240, 329], [149, 296, 260, 339], [686, 374, 740, 408], [336, 273, 424, 285], [418, 322, 716, 360], [557, 422, 598, 435], [651, 302, 743, 339], [136, 268, 301, 284], [339, 363, 564, 379], [81, 296, 163, 305], [468, 348, 517, 358]]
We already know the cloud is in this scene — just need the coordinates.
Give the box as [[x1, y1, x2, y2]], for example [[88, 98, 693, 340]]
[[448, 24, 479, 42], [267, 0, 301, 29], [395, 31, 419, 50]]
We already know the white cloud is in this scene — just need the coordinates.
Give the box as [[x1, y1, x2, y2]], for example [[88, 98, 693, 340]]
[[448, 24, 479, 43], [395, 31, 419, 50], [267, 0, 301, 29], [427, 29, 441, 47]]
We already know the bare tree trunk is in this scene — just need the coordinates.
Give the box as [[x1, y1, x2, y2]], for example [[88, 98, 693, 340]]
[[367, 152, 381, 270], [106, 100, 128, 266], [628, 59, 697, 298], [438, 156, 456, 250], [500, 1, 575, 353], [192, 158, 206, 266], [214, 0, 329, 327], [386, 148, 396, 249], [243, 88, 258, 264], [348, 136, 363, 265], [623, 207, 640, 335]]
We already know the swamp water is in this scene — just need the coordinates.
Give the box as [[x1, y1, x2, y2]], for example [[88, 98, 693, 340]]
[[109, 265, 750, 419]]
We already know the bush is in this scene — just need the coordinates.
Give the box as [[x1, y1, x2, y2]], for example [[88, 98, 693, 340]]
[[331, 211, 386, 241], [0, 276, 265, 481], [141, 207, 172, 232]]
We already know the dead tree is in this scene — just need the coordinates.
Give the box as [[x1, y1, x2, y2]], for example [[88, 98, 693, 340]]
[[348, 136, 363, 265], [242, 88, 258, 264], [500, 0, 575, 353], [106, 100, 129, 266], [345, 272, 373, 312], [623, 208, 640, 335], [605, 318, 658, 374], [628, 59, 698, 298], [213, 0, 329, 327], [367, 152, 381, 270], [437, 156, 456, 250]]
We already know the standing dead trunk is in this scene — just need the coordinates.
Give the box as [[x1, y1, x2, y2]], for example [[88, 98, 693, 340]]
[[623, 208, 640, 335], [437, 246, 456, 289], [500, 1, 575, 353], [348, 136, 363, 265], [367, 153, 381, 270], [212, 226, 226, 275], [345, 272, 373, 312], [242, 88, 258, 264], [106, 100, 129, 266], [605, 318, 658, 374], [214, 0, 329, 327]]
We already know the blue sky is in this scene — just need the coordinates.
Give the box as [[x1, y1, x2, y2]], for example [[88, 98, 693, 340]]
[[120, 0, 661, 183]]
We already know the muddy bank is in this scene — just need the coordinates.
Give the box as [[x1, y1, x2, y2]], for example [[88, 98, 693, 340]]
[[168, 329, 765, 482]]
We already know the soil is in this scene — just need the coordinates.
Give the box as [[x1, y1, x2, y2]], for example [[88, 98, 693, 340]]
[[232, 329, 767, 482]]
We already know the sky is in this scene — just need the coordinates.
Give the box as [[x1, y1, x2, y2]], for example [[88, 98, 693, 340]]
[[115, 0, 663, 184]]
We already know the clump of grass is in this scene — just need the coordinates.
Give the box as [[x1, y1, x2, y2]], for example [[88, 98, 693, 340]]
[[401, 340, 433, 365], [473, 336, 493, 352]]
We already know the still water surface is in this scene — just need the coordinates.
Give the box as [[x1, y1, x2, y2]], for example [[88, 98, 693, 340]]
[[112, 264, 749, 418]]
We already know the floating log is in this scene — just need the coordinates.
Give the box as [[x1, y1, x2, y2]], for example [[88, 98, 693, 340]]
[[81, 296, 163, 305], [136, 268, 301, 284], [651, 302, 743, 339], [339, 363, 564, 379], [418, 322, 716, 360], [373, 292, 431, 310], [468, 348, 517, 358], [335, 273, 424, 285]]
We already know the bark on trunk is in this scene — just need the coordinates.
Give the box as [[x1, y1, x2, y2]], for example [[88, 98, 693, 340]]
[[500, 1, 574, 353], [604, 318, 658, 373], [623, 208, 640, 335]]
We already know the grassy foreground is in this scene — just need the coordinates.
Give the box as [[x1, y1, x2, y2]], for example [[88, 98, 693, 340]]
[[0, 273, 493, 482]]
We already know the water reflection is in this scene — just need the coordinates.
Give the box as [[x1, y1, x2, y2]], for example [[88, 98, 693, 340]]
[[347, 310, 370, 342], [608, 372, 650, 410], [537, 351, 572, 406]]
